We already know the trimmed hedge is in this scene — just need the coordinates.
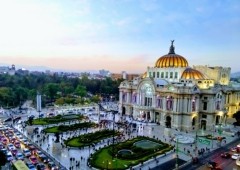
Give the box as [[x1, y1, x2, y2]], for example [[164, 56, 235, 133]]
[[43, 122, 96, 133]]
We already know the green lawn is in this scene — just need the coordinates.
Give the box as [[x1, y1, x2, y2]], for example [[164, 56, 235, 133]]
[[29, 114, 85, 125], [65, 129, 120, 147], [92, 148, 137, 169], [90, 136, 173, 170]]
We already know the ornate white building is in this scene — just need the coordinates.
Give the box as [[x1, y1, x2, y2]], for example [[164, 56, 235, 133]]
[[119, 41, 240, 131]]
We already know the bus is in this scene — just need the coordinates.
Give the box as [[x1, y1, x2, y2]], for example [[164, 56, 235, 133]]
[[12, 160, 29, 170]]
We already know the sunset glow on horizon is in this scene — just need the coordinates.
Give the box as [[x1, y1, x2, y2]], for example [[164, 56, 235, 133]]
[[0, 0, 239, 73]]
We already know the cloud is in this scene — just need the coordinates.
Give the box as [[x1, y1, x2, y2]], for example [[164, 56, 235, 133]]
[[115, 17, 133, 27], [140, 0, 159, 12]]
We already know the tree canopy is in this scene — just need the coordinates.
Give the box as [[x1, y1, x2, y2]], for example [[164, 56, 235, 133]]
[[0, 73, 121, 108]]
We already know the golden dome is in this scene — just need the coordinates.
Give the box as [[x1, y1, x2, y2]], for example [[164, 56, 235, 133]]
[[155, 40, 188, 68], [142, 72, 147, 78], [181, 68, 205, 80]]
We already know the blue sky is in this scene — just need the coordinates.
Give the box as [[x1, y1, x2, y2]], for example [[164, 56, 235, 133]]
[[0, 0, 239, 73]]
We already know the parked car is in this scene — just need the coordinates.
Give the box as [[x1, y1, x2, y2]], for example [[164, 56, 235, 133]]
[[38, 154, 50, 163], [4, 118, 12, 122], [13, 116, 21, 122]]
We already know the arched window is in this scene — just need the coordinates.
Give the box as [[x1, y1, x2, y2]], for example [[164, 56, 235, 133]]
[[215, 93, 222, 110], [166, 96, 173, 111], [156, 96, 163, 108], [192, 96, 196, 112], [122, 92, 126, 102], [132, 93, 137, 103]]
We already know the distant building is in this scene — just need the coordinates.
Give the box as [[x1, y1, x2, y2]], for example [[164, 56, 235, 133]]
[[111, 71, 140, 81], [0, 64, 15, 75], [119, 41, 240, 131], [99, 69, 111, 77]]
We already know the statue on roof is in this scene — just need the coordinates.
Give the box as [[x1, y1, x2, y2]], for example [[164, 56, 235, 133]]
[[168, 40, 175, 54]]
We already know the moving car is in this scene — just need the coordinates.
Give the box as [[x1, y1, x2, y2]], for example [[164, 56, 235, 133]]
[[7, 143, 15, 150], [6, 152, 14, 161], [14, 141, 21, 148], [220, 152, 231, 158], [36, 163, 47, 170], [11, 149, 18, 156], [48, 162, 59, 170], [23, 148, 31, 157], [236, 157, 240, 166], [232, 153, 240, 159], [26, 162, 36, 170], [207, 161, 217, 168], [29, 155, 38, 165], [15, 152, 24, 160]]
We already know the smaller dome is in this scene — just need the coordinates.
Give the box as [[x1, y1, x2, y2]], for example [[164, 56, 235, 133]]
[[181, 68, 205, 80], [142, 72, 147, 78]]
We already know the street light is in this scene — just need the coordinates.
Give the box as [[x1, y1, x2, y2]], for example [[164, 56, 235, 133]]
[[175, 138, 179, 169]]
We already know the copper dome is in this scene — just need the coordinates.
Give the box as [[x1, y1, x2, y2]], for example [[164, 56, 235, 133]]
[[155, 41, 188, 68]]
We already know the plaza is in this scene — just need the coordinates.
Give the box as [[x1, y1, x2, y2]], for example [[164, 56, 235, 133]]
[[1, 101, 240, 170]]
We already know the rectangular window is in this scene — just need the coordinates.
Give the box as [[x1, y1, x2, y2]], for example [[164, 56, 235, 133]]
[[157, 72, 159, 78], [170, 72, 173, 78], [203, 102, 207, 110], [145, 97, 147, 106], [174, 72, 178, 79], [165, 72, 168, 78], [153, 72, 155, 78], [161, 72, 164, 78], [149, 72, 152, 77]]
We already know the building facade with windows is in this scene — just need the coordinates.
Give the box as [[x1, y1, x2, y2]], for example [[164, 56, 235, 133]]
[[118, 41, 240, 131]]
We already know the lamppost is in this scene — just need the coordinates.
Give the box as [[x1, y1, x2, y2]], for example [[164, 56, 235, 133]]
[[175, 138, 179, 169]]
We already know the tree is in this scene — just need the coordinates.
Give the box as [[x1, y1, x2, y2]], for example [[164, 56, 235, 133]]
[[75, 85, 87, 98], [233, 111, 240, 126], [43, 83, 59, 101], [0, 150, 7, 167]]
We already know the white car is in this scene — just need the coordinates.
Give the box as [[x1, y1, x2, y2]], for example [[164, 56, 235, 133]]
[[236, 157, 240, 166], [7, 143, 15, 150], [6, 152, 14, 161], [23, 148, 31, 157], [16, 152, 24, 160], [232, 153, 240, 159]]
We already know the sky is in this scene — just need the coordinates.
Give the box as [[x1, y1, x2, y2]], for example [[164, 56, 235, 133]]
[[0, 0, 239, 73]]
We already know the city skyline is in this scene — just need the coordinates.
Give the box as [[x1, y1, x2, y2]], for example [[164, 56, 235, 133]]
[[0, 0, 239, 73]]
